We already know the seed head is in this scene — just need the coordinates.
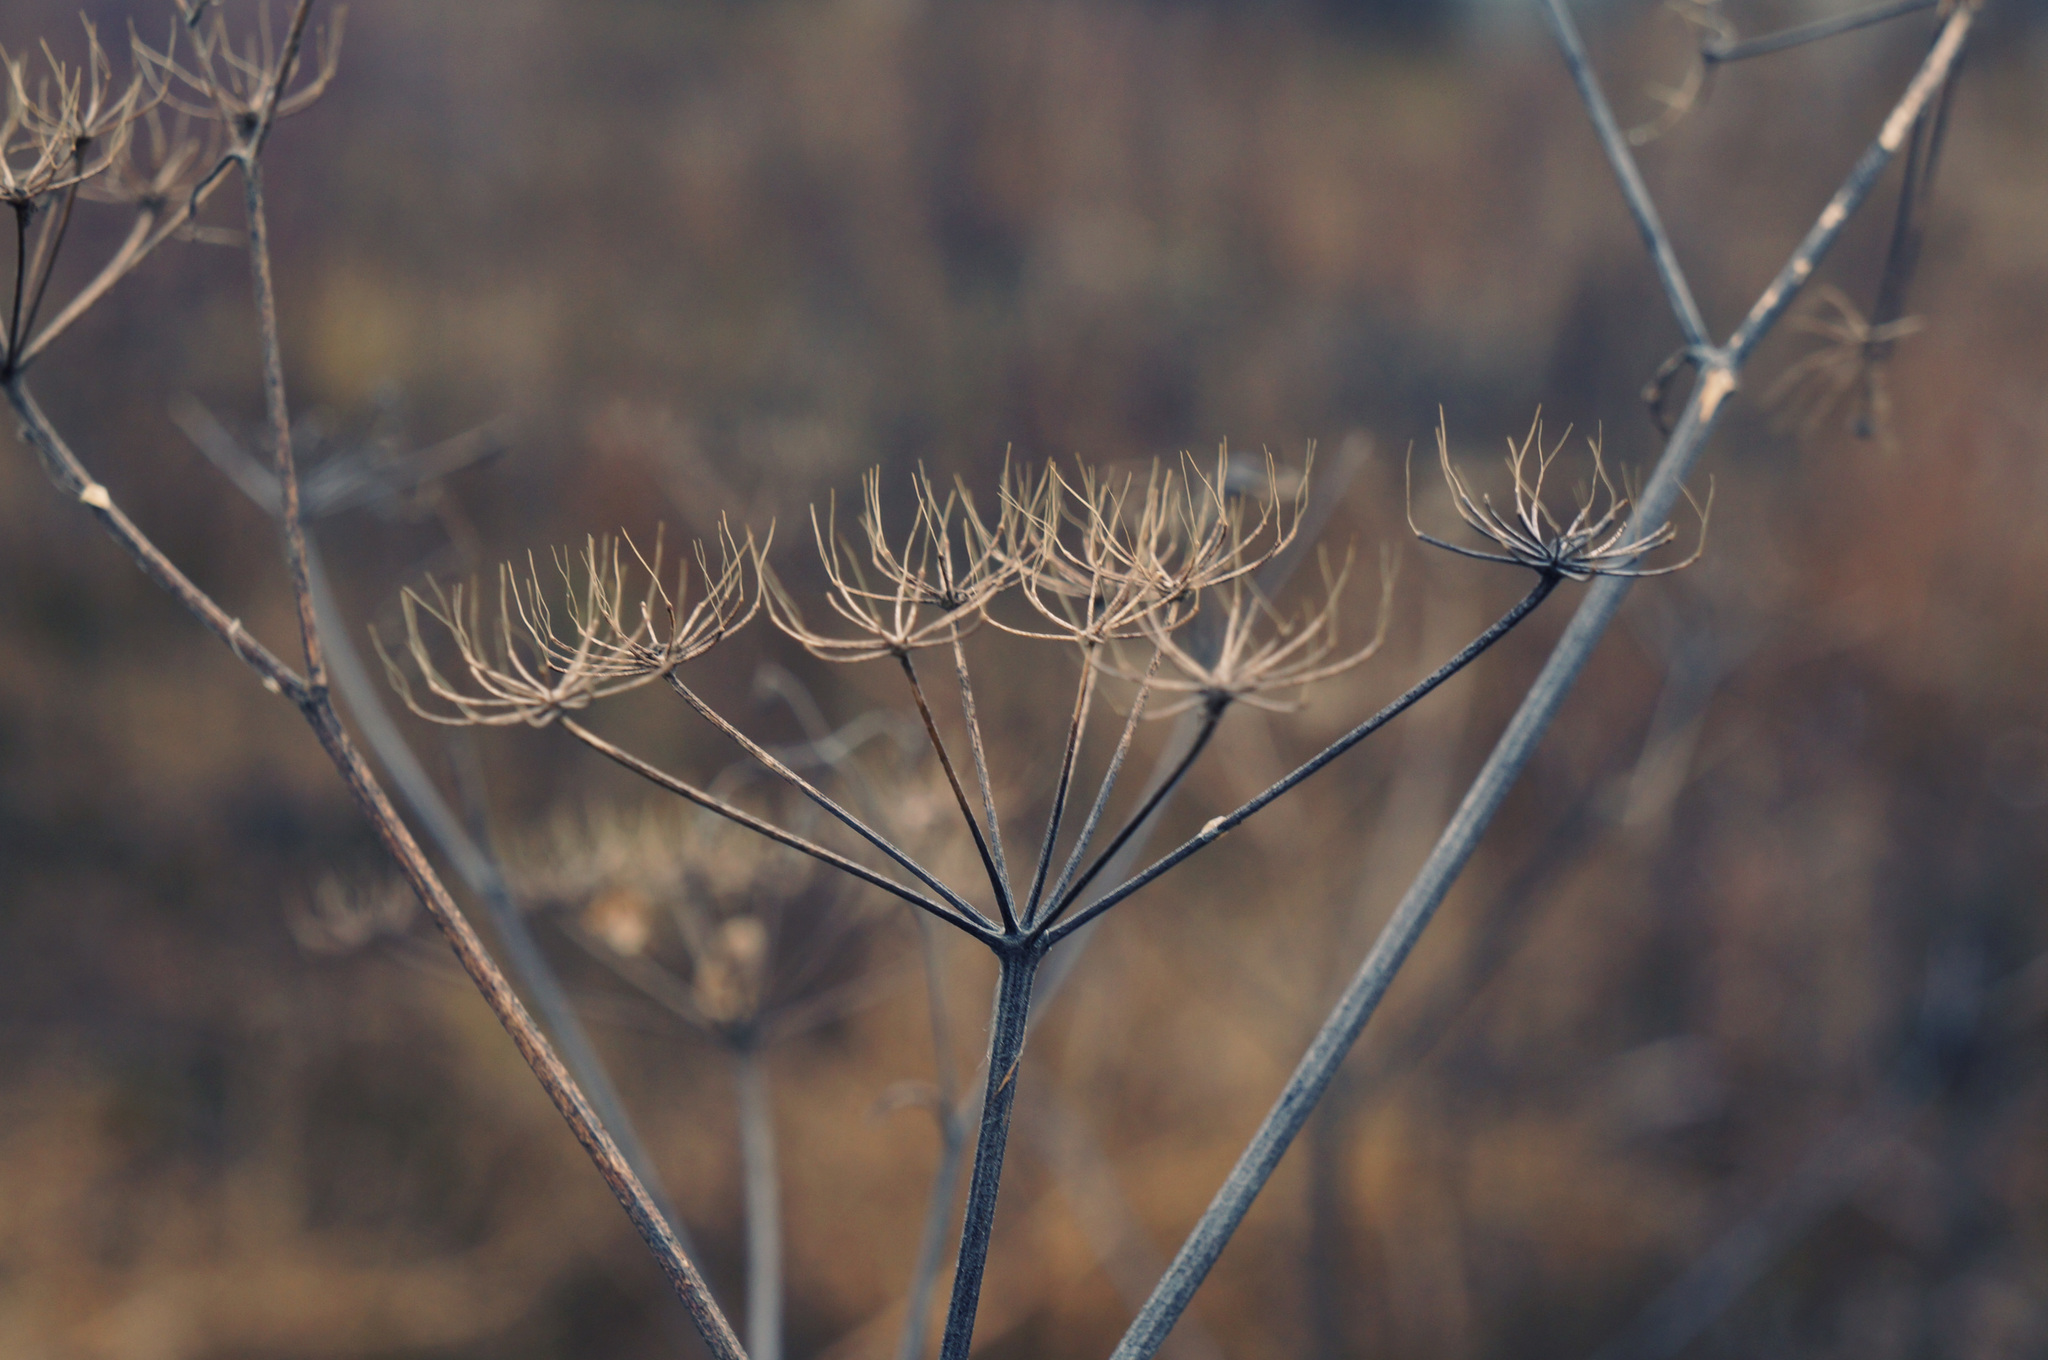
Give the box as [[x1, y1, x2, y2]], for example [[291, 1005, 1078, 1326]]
[[1412, 411, 1708, 582]]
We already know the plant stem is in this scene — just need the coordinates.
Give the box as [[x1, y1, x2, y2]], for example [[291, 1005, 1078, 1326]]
[[1044, 650, 1159, 916], [1106, 13, 1977, 1344], [670, 677, 998, 934], [737, 1041, 783, 1360], [1048, 576, 1556, 945], [1705, 0, 1934, 65], [1047, 701, 1223, 927], [1021, 655, 1098, 926], [937, 946, 1043, 1360], [902, 650, 1015, 930], [952, 636, 1012, 901]]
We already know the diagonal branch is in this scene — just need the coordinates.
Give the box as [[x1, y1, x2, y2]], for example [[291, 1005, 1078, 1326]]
[[902, 650, 1018, 931], [1540, 0, 1710, 351], [1105, 8, 1978, 1355]]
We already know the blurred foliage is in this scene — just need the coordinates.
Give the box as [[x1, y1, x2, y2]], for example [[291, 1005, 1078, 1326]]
[[1, 1, 2046, 1358]]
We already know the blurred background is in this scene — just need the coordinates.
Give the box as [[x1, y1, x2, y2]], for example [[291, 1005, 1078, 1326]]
[[2, 1, 2045, 1357]]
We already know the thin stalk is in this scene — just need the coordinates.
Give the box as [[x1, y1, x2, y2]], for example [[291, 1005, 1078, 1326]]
[[1728, 8, 1974, 365], [19, 178, 82, 349], [1540, 0, 1709, 349], [669, 676, 998, 934], [1021, 655, 1099, 927], [1047, 576, 1556, 946], [1049, 700, 1224, 926], [936, 947, 1043, 1360], [1043, 649, 1160, 916], [6, 203, 29, 368], [561, 717, 981, 937], [1109, 16, 1976, 1351], [241, 157, 324, 694], [737, 1042, 783, 1360], [304, 544, 697, 1257], [1705, 0, 1934, 65], [902, 651, 1016, 931], [952, 636, 1012, 901]]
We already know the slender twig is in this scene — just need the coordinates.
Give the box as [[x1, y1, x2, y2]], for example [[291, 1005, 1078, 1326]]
[[1043, 649, 1161, 917], [18, 178, 81, 352], [951, 636, 1013, 902], [1540, 0, 1709, 350], [7, 227, 748, 1360], [1106, 9, 1977, 1353], [1021, 655, 1099, 926], [1727, 10, 1973, 366], [1047, 575, 1556, 944], [737, 1042, 784, 1360], [561, 717, 979, 937], [1052, 699, 1224, 925], [669, 677, 1000, 936], [1705, 0, 1935, 65], [902, 650, 1017, 931], [304, 540, 696, 1257]]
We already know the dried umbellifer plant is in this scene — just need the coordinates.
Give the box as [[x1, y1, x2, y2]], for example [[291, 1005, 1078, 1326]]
[[2, 0, 1983, 1355], [386, 436, 1611, 1359]]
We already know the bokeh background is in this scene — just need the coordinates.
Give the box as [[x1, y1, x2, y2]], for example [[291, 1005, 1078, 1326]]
[[3, 1, 2046, 1357]]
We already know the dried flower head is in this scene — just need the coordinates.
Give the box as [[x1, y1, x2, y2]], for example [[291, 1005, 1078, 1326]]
[[83, 105, 219, 211], [288, 868, 418, 955], [1627, 0, 1732, 146], [518, 796, 880, 1039], [141, 0, 343, 136], [382, 523, 760, 727], [1005, 449, 1307, 645], [1120, 547, 1392, 716], [1763, 284, 1921, 451], [768, 465, 1016, 662], [1412, 412, 1708, 581], [0, 21, 153, 207]]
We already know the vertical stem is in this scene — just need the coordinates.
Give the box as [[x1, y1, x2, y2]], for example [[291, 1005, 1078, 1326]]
[[737, 1041, 783, 1360], [937, 947, 1043, 1360], [240, 157, 325, 693]]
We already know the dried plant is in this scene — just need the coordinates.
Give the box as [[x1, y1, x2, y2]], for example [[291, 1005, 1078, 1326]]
[[288, 867, 419, 955], [382, 526, 761, 727], [1004, 450, 1305, 645], [1412, 412, 1710, 582], [1625, 0, 1731, 146], [143, 0, 343, 136], [1764, 282, 1923, 450], [1118, 549, 1394, 717], [0, 1, 1987, 1358], [768, 465, 1017, 662]]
